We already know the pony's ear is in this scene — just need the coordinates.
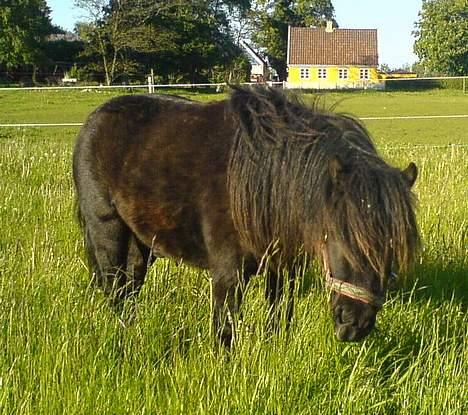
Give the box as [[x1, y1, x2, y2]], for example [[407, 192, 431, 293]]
[[229, 86, 263, 138], [401, 162, 418, 187], [329, 155, 348, 186]]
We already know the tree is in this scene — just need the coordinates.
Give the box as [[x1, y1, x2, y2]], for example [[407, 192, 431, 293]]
[[252, 0, 336, 80], [75, 0, 176, 84], [379, 63, 391, 73], [74, 0, 129, 85], [157, 1, 249, 83], [75, 0, 251, 84], [413, 0, 468, 76], [43, 33, 85, 80], [0, 0, 54, 81]]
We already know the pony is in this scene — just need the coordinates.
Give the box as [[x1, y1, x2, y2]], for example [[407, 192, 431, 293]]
[[73, 86, 420, 347]]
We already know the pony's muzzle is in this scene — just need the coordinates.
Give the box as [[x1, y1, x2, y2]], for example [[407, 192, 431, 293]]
[[333, 302, 377, 342]]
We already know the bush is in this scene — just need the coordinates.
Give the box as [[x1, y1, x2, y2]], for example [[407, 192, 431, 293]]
[[385, 77, 466, 91]]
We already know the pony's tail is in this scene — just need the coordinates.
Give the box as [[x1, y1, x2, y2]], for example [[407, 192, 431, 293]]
[[73, 125, 100, 279], [74, 196, 99, 278]]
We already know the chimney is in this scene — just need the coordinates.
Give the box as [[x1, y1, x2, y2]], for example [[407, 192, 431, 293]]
[[325, 20, 334, 33]]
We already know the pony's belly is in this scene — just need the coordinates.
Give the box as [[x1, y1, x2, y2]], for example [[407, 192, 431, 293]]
[[118, 199, 210, 269], [142, 227, 209, 269]]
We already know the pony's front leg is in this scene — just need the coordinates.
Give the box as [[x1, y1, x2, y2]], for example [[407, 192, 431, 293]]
[[265, 271, 295, 333], [211, 269, 241, 348], [212, 261, 255, 349], [201, 214, 254, 348]]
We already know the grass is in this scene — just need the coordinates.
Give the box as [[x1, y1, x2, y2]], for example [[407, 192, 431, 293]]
[[0, 88, 225, 124], [1, 88, 466, 146], [0, 89, 466, 414]]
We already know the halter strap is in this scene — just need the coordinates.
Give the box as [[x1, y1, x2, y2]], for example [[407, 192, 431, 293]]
[[325, 269, 384, 308], [322, 245, 384, 308]]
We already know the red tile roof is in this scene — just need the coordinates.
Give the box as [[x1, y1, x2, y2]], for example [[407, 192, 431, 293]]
[[288, 27, 378, 66]]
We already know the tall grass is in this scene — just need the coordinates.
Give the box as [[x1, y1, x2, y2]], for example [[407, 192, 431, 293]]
[[0, 92, 466, 414]]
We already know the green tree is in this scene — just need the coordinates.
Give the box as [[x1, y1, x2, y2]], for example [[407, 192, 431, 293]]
[[74, 0, 130, 85], [154, 1, 249, 83], [0, 0, 54, 81], [413, 0, 468, 76], [43, 34, 85, 80], [75, 0, 177, 84], [252, 0, 336, 80], [75, 0, 250, 84]]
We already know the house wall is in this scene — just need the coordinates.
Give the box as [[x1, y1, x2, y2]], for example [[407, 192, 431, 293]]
[[286, 65, 384, 89], [251, 63, 268, 77], [250, 63, 269, 82]]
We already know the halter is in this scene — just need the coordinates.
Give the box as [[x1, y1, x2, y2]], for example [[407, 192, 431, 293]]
[[322, 243, 385, 309]]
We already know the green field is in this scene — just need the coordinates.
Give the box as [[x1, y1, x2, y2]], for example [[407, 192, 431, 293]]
[[0, 89, 466, 414]]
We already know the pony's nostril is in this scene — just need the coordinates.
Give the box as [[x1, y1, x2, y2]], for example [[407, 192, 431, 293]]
[[340, 307, 357, 326], [334, 306, 344, 324]]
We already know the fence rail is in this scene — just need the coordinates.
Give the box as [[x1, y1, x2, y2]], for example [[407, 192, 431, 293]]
[[360, 114, 468, 121], [0, 76, 465, 92], [0, 79, 466, 132], [1, 114, 467, 128], [0, 81, 284, 92], [0, 123, 83, 127]]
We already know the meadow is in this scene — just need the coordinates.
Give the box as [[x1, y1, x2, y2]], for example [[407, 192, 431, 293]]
[[0, 88, 466, 414]]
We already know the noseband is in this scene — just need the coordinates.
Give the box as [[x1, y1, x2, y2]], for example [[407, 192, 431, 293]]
[[322, 244, 385, 309]]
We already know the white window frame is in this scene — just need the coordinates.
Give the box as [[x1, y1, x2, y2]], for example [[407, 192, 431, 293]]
[[300, 68, 310, 79], [360, 68, 370, 80], [318, 68, 327, 79], [338, 68, 349, 79]]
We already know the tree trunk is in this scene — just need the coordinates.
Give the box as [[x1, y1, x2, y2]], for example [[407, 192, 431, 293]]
[[32, 65, 38, 85], [98, 33, 111, 85], [102, 54, 111, 86]]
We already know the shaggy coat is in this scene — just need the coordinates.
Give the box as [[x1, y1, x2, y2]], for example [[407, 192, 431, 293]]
[[73, 86, 419, 346]]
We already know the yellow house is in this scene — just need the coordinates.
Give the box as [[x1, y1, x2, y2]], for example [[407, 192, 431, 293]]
[[286, 23, 384, 89]]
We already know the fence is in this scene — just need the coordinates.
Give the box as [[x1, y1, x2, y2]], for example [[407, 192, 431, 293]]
[[0, 76, 466, 93], [0, 78, 466, 129], [1, 114, 468, 129], [0, 81, 284, 93]]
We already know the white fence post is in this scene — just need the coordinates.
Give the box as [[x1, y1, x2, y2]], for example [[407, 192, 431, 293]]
[[147, 75, 155, 94]]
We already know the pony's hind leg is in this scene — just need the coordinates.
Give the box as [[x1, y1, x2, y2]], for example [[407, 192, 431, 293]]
[[83, 209, 131, 305], [81, 202, 151, 307], [125, 234, 154, 299]]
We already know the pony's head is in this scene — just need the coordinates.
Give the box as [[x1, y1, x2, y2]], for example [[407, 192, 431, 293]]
[[322, 156, 419, 342], [227, 86, 420, 342]]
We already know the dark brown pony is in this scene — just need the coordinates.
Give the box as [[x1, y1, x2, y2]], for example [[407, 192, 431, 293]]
[[73, 86, 420, 347]]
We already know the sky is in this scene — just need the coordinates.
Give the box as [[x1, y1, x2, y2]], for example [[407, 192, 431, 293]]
[[47, 0, 423, 69]]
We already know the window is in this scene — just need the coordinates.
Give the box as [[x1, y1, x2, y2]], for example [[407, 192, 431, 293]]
[[300, 68, 310, 79], [338, 68, 349, 79], [318, 68, 327, 79], [360, 68, 370, 80]]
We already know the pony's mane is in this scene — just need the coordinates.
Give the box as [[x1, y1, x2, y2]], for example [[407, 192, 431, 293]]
[[227, 86, 419, 278]]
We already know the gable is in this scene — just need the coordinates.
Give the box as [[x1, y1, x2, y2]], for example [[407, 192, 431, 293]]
[[288, 27, 378, 66], [241, 41, 266, 67]]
